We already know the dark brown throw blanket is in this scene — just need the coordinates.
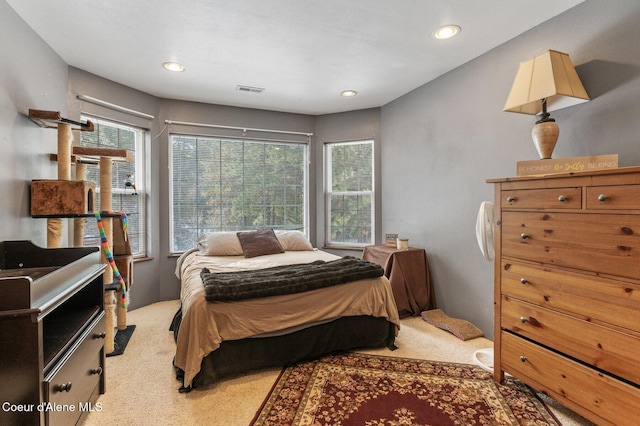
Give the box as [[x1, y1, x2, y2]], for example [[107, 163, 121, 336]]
[[201, 256, 384, 302]]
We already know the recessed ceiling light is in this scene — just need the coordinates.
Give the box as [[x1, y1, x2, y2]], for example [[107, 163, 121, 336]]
[[432, 25, 461, 40], [163, 62, 185, 72], [340, 90, 358, 97]]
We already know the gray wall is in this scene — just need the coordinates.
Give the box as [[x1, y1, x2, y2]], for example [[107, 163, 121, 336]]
[[381, 0, 640, 338], [0, 1, 69, 245], [3, 0, 640, 338]]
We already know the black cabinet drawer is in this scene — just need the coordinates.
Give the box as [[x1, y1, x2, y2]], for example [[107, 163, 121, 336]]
[[43, 313, 105, 426]]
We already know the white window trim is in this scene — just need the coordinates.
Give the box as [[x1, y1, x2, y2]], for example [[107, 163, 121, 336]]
[[324, 139, 375, 248], [80, 115, 149, 258]]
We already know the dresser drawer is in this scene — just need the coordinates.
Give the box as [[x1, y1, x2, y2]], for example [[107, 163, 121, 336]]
[[501, 332, 640, 426], [502, 212, 640, 280], [501, 187, 581, 210], [586, 185, 640, 210], [501, 261, 640, 332], [44, 313, 104, 426], [501, 296, 640, 384]]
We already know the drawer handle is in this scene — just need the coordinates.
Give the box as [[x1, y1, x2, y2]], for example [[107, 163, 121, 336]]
[[558, 195, 566, 202], [519, 316, 527, 323], [520, 278, 528, 285], [506, 196, 517, 203], [90, 367, 103, 375], [520, 233, 529, 240], [94, 332, 106, 339], [598, 194, 607, 202], [519, 356, 527, 363], [56, 381, 73, 393]]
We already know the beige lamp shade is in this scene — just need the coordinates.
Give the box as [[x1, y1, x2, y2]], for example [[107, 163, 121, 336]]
[[503, 50, 589, 115], [504, 50, 589, 159]]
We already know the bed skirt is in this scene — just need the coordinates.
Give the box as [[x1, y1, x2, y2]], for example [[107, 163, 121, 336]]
[[170, 308, 396, 391]]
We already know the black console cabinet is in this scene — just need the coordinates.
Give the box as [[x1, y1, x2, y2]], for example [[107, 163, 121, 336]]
[[0, 241, 106, 426]]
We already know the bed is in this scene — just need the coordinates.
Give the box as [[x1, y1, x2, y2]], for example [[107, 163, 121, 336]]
[[171, 229, 400, 391]]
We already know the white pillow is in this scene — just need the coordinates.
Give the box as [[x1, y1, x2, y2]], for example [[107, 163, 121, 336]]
[[197, 229, 314, 255], [275, 230, 314, 251], [197, 231, 244, 256]]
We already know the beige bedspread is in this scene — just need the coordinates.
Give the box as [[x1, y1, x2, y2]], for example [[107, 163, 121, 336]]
[[174, 249, 400, 388]]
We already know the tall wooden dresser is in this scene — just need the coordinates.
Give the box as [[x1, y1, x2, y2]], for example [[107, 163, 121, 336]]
[[488, 166, 640, 426]]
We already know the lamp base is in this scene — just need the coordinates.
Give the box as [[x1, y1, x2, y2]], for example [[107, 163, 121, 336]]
[[532, 120, 559, 159]]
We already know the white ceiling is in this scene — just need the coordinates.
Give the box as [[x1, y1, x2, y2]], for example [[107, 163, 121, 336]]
[[8, 0, 583, 115]]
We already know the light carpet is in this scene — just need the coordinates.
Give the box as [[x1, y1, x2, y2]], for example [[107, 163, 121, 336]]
[[82, 300, 593, 425]]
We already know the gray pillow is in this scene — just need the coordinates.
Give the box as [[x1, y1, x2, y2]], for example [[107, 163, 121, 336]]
[[237, 229, 285, 258]]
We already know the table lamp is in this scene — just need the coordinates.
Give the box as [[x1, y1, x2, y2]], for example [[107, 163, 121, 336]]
[[503, 50, 590, 159]]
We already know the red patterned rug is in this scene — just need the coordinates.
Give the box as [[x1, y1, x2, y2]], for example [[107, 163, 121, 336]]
[[251, 353, 560, 425]]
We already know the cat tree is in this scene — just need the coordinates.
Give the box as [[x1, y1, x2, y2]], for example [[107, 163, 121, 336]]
[[29, 109, 133, 354]]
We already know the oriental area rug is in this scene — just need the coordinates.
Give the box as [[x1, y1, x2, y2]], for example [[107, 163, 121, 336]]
[[250, 353, 560, 426]]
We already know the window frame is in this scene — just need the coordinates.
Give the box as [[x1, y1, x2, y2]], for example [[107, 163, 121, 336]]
[[324, 139, 375, 248], [168, 133, 310, 254], [80, 115, 149, 258]]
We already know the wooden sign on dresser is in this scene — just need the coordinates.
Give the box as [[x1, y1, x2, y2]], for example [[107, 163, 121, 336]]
[[487, 166, 640, 426]]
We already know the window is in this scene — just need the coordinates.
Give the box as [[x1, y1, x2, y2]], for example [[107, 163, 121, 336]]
[[80, 116, 148, 257], [170, 135, 308, 253], [325, 140, 374, 247]]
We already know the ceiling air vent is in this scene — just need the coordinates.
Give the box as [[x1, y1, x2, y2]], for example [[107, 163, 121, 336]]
[[236, 85, 265, 94]]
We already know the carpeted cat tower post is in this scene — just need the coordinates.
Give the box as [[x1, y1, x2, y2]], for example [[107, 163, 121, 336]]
[[48, 122, 73, 247], [100, 156, 117, 354]]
